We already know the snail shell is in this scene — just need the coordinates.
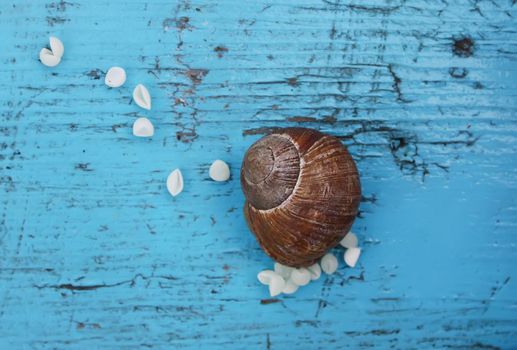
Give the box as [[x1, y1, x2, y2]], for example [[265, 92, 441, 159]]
[[241, 127, 361, 267]]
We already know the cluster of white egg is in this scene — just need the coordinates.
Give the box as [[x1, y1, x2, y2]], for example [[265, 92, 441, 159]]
[[258, 232, 362, 296], [39, 37, 231, 197], [103, 67, 154, 138]]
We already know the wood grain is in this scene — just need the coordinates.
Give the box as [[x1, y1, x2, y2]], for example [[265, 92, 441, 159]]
[[1, 0, 516, 348]]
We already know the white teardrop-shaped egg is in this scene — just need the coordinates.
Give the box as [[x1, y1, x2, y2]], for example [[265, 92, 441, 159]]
[[344, 247, 361, 268], [166, 169, 184, 197], [133, 84, 151, 110], [340, 232, 358, 249], [268, 274, 285, 297], [257, 270, 277, 285]]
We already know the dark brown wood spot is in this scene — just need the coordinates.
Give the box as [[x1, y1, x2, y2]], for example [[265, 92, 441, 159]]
[[453, 36, 475, 57]]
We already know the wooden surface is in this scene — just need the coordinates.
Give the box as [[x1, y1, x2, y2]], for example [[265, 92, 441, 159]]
[[1, 0, 516, 348]]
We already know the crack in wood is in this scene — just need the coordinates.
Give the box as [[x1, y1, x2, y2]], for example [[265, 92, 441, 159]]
[[387, 64, 408, 103], [345, 329, 400, 336], [33, 274, 179, 292], [214, 45, 229, 58], [244, 119, 478, 180]]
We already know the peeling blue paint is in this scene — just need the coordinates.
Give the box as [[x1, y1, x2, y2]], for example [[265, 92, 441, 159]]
[[0, 0, 516, 348]]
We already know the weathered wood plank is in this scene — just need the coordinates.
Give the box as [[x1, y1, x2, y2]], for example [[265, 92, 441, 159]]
[[1, 0, 516, 348]]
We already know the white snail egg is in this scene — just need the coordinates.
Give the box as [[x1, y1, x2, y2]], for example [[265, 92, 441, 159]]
[[290, 268, 311, 286], [340, 231, 358, 249], [49, 36, 64, 58], [105, 67, 126, 88], [320, 253, 338, 274], [268, 274, 285, 297], [209, 160, 230, 182], [274, 262, 294, 279], [344, 247, 361, 268], [307, 263, 321, 281], [132, 117, 154, 137], [39, 37, 64, 67], [40, 48, 61, 67], [257, 270, 277, 285], [133, 84, 151, 110], [282, 278, 299, 294], [166, 169, 184, 197]]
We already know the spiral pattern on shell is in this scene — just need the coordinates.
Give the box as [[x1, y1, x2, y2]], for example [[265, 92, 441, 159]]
[[241, 128, 361, 267]]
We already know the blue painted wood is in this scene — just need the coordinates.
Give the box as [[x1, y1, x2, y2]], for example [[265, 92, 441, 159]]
[[1, 0, 516, 348]]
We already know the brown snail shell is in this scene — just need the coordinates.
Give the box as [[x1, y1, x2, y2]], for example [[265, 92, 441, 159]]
[[241, 127, 361, 268]]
